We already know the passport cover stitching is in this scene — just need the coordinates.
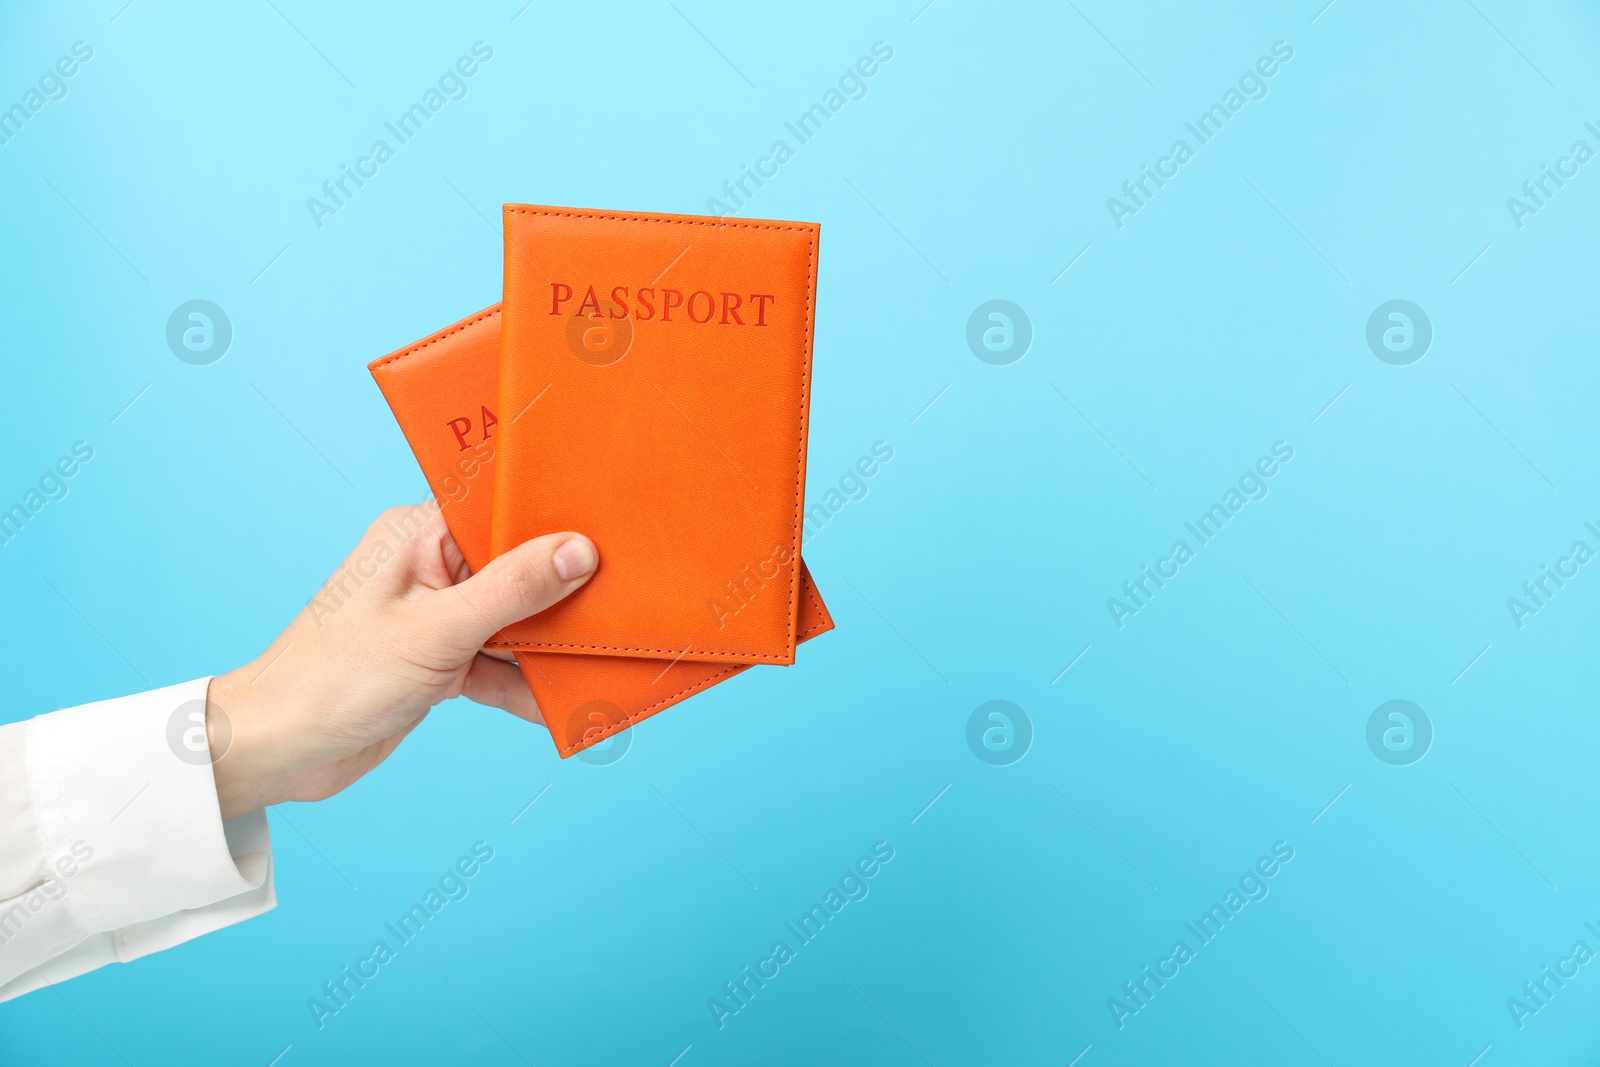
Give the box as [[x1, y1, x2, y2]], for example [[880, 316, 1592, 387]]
[[370, 306, 502, 370]]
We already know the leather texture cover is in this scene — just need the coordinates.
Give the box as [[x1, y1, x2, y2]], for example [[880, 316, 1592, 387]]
[[368, 305, 833, 757], [491, 205, 821, 666]]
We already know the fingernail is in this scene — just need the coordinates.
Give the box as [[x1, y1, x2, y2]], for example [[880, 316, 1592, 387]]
[[552, 536, 597, 581]]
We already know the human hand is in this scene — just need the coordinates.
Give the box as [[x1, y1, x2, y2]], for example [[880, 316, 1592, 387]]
[[205, 501, 597, 821]]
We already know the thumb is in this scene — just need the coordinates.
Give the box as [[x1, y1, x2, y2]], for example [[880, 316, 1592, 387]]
[[435, 532, 598, 650]]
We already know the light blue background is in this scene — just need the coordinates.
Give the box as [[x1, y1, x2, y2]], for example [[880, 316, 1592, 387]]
[[4, 0, 1600, 1062]]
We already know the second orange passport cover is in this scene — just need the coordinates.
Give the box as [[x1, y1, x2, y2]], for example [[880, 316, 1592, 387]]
[[489, 206, 820, 667], [368, 306, 833, 757]]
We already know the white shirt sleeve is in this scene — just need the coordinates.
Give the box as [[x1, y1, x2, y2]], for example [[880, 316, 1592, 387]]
[[0, 677, 274, 1000]]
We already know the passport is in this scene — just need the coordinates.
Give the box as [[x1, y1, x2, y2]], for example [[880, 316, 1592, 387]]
[[369, 303, 833, 757], [489, 205, 822, 666]]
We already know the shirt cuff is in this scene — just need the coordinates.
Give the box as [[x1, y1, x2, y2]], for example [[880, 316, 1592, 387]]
[[0, 677, 274, 999]]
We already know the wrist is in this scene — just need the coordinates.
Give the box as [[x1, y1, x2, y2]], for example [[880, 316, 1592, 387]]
[[207, 668, 290, 822]]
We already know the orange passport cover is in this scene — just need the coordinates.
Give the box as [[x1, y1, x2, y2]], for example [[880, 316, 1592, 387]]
[[368, 305, 833, 756], [489, 206, 820, 667]]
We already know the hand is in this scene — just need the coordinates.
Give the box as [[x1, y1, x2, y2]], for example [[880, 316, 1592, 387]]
[[205, 501, 598, 821]]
